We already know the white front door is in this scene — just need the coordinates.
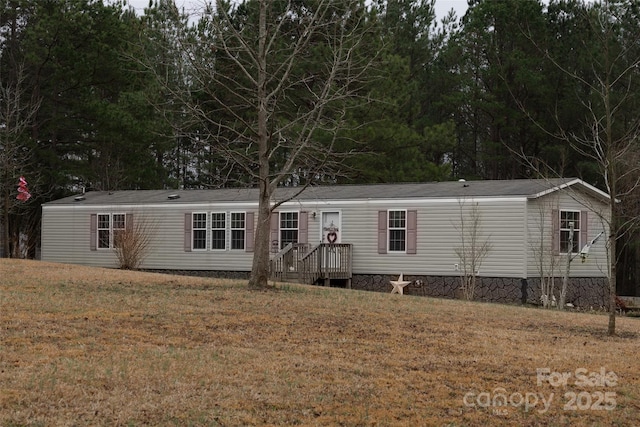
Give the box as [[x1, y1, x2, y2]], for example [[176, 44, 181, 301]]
[[320, 211, 341, 270], [321, 211, 341, 244]]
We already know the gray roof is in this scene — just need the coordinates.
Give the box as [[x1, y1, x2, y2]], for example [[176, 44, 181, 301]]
[[44, 178, 609, 206]]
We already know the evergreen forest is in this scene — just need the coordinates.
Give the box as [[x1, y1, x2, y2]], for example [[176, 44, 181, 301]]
[[1, 0, 639, 294]]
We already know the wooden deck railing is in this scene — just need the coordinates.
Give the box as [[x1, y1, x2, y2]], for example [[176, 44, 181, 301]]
[[269, 243, 292, 282], [270, 243, 352, 286], [269, 243, 310, 281], [298, 243, 352, 285]]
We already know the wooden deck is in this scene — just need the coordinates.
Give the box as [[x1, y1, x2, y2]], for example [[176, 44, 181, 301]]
[[617, 296, 640, 313], [270, 243, 353, 287]]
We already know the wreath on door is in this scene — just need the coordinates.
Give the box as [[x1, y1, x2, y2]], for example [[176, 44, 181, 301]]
[[326, 231, 338, 244]]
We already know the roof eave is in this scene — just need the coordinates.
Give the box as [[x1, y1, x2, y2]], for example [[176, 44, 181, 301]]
[[528, 178, 611, 203]]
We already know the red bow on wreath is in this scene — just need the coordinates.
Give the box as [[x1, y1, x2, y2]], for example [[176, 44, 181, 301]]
[[16, 176, 31, 201]]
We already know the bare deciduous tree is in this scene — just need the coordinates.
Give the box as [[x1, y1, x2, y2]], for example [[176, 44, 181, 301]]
[[453, 200, 492, 301], [513, 1, 640, 334], [0, 62, 40, 258], [566, 10, 640, 333], [530, 198, 560, 308], [144, 0, 374, 288]]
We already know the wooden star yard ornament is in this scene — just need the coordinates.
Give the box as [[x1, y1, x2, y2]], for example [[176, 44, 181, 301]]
[[390, 273, 411, 295]]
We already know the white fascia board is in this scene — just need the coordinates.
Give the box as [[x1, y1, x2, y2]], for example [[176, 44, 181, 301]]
[[43, 196, 529, 210], [286, 196, 528, 206], [42, 201, 260, 210], [529, 178, 611, 202]]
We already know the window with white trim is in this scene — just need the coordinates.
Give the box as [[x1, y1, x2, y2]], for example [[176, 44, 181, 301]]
[[192, 213, 207, 250], [280, 212, 298, 249], [388, 210, 406, 252], [97, 214, 110, 249], [112, 213, 126, 247], [231, 212, 246, 250], [211, 212, 226, 250], [560, 210, 580, 254], [187, 211, 250, 252], [97, 213, 126, 249]]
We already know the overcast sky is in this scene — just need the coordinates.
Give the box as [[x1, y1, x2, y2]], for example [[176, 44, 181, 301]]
[[123, 0, 470, 23]]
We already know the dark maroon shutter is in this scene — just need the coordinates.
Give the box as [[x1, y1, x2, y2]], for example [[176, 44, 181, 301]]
[[245, 212, 254, 252], [90, 214, 97, 251], [551, 209, 559, 255], [184, 213, 192, 252], [581, 211, 588, 248], [407, 210, 417, 254], [299, 212, 308, 244], [270, 212, 279, 251], [126, 213, 133, 232], [378, 211, 387, 254]]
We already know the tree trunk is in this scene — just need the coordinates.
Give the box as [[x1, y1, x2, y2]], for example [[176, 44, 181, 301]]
[[605, 229, 616, 329], [248, 189, 273, 289], [247, 0, 273, 289], [604, 39, 616, 336], [608, 226, 617, 336], [3, 185, 10, 258]]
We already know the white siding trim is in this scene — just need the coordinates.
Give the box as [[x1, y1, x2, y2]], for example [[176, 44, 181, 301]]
[[559, 209, 582, 255], [522, 200, 528, 278], [42, 197, 529, 211], [387, 208, 407, 254], [191, 212, 208, 251], [278, 210, 299, 249], [210, 211, 227, 251], [530, 178, 610, 202], [229, 211, 247, 251]]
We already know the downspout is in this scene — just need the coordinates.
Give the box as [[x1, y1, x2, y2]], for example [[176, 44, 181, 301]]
[[522, 198, 528, 294]]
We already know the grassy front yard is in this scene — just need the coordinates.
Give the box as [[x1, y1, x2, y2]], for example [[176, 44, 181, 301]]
[[1, 259, 638, 426]]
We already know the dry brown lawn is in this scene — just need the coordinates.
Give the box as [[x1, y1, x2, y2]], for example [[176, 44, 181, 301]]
[[1, 259, 639, 426]]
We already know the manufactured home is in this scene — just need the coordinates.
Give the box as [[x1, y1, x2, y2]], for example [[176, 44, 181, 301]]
[[41, 178, 611, 307]]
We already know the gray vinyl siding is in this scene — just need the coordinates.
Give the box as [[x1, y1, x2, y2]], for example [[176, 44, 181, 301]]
[[41, 206, 118, 267], [142, 206, 255, 271], [279, 197, 528, 277], [42, 197, 528, 276], [526, 192, 609, 278], [42, 204, 257, 270], [41, 182, 610, 279]]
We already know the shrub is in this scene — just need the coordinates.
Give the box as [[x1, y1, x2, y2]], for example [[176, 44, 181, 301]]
[[114, 216, 153, 270]]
